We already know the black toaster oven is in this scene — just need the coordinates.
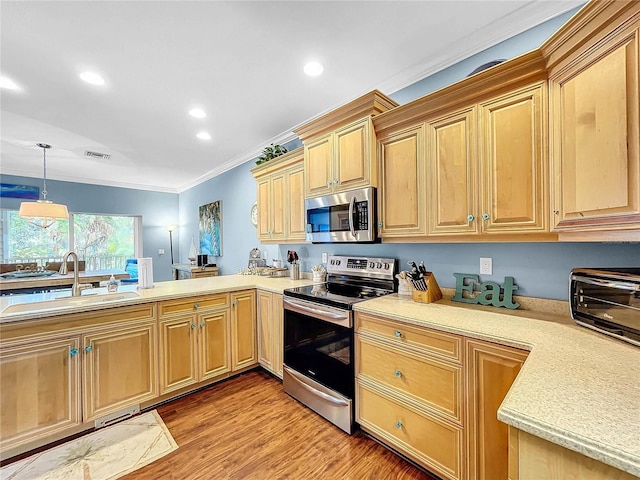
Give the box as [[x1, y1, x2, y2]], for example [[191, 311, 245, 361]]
[[570, 268, 640, 347]]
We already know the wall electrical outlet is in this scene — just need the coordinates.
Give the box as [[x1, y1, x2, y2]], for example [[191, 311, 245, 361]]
[[322, 252, 328, 264], [158, 248, 165, 255], [480, 257, 493, 275]]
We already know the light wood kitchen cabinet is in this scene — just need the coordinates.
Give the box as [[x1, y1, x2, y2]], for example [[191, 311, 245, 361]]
[[172, 264, 219, 280], [82, 320, 157, 421], [428, 83, 547, 236], [355, 312, 464, 480], [466, 338, 529, 480], [545, 5, 640, 235], [158, 294, 230, 395], [0, 336, 81, 451], [377, 124, 428, 238], [251, 147, 305, 243], [304, 117, 377, 197], [230, 290, 257, 371], [257, 290, 283, 378]]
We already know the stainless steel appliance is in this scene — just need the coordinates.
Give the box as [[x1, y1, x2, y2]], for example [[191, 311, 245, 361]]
[[305, 187, 377, 243], [570, 268, 640, 347], [283, 255, 397, 433]]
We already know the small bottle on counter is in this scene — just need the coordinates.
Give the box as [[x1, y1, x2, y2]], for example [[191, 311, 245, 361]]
[[107, 274, 118, 292]]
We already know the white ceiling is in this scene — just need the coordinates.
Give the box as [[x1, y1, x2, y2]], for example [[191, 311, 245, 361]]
[[1, 1, 582, 194]]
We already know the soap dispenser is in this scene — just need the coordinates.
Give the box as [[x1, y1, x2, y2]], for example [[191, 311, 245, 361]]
[[107, 274, 118, 292]]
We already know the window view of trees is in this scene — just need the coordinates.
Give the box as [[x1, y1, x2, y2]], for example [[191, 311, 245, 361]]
[[1, 210, 139, 270]]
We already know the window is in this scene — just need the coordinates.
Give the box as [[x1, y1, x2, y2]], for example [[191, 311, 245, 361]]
[[1, 210, 142, 270]]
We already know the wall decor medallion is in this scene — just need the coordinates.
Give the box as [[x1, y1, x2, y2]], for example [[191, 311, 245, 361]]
[[199, 200, 222, 256], [250, 202, 258, 227]]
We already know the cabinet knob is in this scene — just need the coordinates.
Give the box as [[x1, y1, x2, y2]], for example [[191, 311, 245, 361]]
[[482, 213, 490, 221], [200, 322, 205, 328], [467, 214, 475, 222], [194, 302, 200, 309], [233, 300, 238, 307], [326, 180, 332, 186], [395, 420, 403, 429], [554, 210, 559, 215], [191, 323, 196, 329], [378, 221, 383, 228], [85, 346, 93, 353], [70, 348, 78, 356], [334, 178, 339, 184], [394, 330, 402, 338], [394, 369, 402, 378]]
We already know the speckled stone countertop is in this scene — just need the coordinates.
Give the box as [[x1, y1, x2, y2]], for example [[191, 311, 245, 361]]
[[0, 274, 314, 323], [353, 294, 640, 477]]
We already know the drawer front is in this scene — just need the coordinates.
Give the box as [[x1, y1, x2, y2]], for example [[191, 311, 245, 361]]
[[357, 336, 462, 423], [159, 294, 228, 316], [356, 313, 462, 363], [357, 382, 463, 480]]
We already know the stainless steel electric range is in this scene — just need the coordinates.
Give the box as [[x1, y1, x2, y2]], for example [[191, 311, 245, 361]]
[[282, 255, 397, 433]]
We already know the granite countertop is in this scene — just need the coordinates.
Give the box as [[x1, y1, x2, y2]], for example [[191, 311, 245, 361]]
[[0, 274, 314, 323], [353, 294, 640, 477]]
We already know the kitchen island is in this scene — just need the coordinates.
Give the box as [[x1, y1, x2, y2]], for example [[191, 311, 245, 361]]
[[1, 276, 637, 479]]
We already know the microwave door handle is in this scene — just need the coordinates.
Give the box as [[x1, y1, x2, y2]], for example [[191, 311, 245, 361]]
[[572, 275, 639, 292], [348, 196, 356, 238]]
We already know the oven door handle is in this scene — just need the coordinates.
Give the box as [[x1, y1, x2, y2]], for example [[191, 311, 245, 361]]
[[348, 195, 356, 238], [285, 367, 350, 407], [283, 297, 351, 327], [572, 275, 639, 291]]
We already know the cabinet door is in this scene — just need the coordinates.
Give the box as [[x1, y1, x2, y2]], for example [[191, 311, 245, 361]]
[[480, 84, 548, 233], [270, 172, 287, 240], [230, 290, 257, 371], [83, 323, 157, 421], [198, 308, 231, 381], [272, 293, 284, 378], [378, 124, 427, 238], [550, 29, 640, 230], [428, 108, 478, 235], [287, 166, 306, 240], [159, 315, 197, 395], [305, 133, 333, 197], [335, 118, 372, 191], [257, 178, 272, 240], [0, 337, 81, 450], [466, 339, 528, 480], [257, 290, 274, 372]]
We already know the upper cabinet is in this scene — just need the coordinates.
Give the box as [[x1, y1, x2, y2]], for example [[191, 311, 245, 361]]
[[294, 90, 398, 198], [251, 147, 305, 243], [542, 1, 640, 239]]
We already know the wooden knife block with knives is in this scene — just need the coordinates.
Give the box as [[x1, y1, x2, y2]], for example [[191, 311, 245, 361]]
[[407, 260, 442, 304]]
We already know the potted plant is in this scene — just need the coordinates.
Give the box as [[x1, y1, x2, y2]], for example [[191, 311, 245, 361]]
[[255, 143, 288, 165]]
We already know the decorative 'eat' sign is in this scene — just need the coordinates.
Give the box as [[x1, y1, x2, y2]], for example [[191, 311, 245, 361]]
[[451, 273, 520, 309]]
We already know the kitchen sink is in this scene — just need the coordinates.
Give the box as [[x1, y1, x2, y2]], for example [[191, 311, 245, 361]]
[[1, 291, 141, 314]]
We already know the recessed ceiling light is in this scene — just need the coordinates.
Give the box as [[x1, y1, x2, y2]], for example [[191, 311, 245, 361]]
[[0, 75, 21, 90], [189, 108, 206, 119], [304, 61, 324, 77], [196, 132, 211, 140], [79, 71, 105, 86]]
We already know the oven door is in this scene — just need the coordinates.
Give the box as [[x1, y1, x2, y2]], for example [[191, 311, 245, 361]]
[[283, 296, 354, 399]]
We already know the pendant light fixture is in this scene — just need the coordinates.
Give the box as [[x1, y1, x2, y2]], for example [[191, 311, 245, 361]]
[[18, 143, 69, 228]]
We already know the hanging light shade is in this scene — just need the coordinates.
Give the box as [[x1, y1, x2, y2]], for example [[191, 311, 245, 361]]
[[18, 143, 69, 228]]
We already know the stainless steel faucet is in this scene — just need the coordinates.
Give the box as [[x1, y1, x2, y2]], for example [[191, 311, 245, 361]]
[[59, 251, 92, 296]]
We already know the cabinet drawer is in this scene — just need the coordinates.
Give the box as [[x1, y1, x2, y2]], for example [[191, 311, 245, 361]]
[[357, 336, 462, 424], [356, 313, 462, 363], [357, 382, 463, 480], [159, 294, 228, 316]]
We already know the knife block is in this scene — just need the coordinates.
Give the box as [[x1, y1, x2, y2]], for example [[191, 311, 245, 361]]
[[411, 273, 442, 304]]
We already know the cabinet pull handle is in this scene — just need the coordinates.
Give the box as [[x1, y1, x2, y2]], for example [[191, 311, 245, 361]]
[[70, 348, 78, 356], [85, 346, 93, 353], [200, 322, 205, 328], [467, 214, 475, 222], [191, 323, 196, 329], [194, 302, 200, 309], [395, 420, 403, 429], [394, 369, 402, 378], [394, 330, 402, 338], [482, 213, 490, 221]]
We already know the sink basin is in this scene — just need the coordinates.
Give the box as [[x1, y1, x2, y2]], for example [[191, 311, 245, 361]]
[[2, 291, 141, 314]]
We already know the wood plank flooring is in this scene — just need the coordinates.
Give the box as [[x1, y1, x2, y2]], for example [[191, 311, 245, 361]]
[[123, 370, 438, 480]]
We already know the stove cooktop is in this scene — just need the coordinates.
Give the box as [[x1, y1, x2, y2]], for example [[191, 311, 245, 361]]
[[284, 283, 391, 310]]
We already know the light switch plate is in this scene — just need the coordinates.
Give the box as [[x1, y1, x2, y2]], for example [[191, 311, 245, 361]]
[[322, 252, 328, 264], [480, 257, 492, 275], [158, 248, 165, 255]]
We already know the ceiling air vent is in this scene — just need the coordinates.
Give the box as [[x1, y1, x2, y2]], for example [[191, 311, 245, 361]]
[[84, 150, 111, 160]]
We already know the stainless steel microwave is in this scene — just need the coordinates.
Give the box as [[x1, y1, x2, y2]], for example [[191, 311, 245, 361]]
[[305, 187, 377, 243], [570, 268, 640, 347]]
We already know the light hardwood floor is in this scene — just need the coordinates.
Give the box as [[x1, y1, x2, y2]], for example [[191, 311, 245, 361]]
[[124, 369, 437, 479]]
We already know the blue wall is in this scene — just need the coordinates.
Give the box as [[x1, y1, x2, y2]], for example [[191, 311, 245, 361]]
[[0, 174, 179, 281]]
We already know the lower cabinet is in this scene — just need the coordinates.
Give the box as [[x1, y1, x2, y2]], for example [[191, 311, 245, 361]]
[[257, 290, 283, 378], [0, 337, 82, 452], [230, 290, 257, 371]]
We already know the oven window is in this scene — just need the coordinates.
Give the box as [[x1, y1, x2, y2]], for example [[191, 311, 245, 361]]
[[284, 309, 354, 398]]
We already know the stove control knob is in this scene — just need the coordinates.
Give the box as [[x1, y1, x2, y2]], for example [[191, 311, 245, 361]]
[[376, 262, 382, 268], [369, 262, 375, 268], [384, 263, 390, 269], [335, 260, 341, 266]]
